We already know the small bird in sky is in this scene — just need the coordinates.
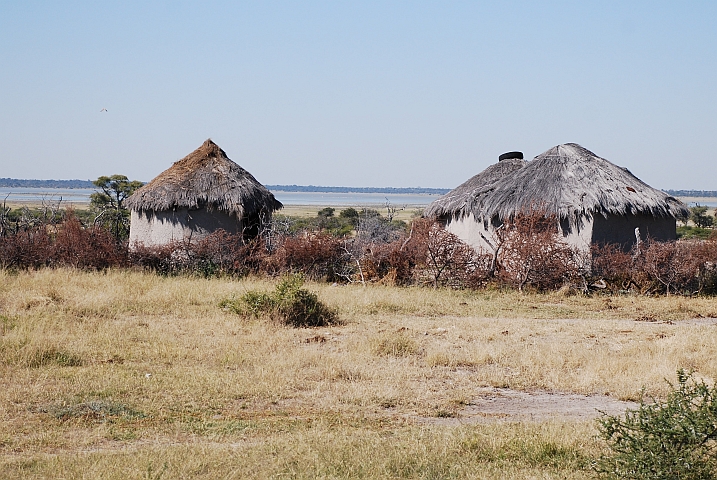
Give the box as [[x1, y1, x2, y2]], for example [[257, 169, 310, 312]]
[[100, 108, 108, 112]]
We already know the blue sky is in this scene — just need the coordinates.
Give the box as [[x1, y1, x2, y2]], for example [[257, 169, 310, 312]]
[[1, 1, 715, 189]]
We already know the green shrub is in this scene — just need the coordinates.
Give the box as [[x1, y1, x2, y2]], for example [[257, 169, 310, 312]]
[[677, 225, 715, 240], [596, 369, 717, 479], [222, 274, 338, 328]]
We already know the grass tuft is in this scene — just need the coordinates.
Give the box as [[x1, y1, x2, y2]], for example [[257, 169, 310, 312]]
[[38, 401, 145, 423], [1, 343, 84, 368], [371, 332, 420, 357]]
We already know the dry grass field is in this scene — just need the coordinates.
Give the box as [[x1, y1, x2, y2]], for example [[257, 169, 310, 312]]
[[2, 269, 717, 478]]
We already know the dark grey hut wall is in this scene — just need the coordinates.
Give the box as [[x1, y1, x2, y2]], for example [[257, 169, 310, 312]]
[[592, 213, 677, 250]]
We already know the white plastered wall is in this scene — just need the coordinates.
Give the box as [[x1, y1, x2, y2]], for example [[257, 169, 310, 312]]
[[129, 208, 242, 248], [444, 214, 498, 255], [445, 213, 594, 256]]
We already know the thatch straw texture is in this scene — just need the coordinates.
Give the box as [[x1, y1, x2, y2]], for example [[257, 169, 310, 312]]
[[476, 143, 688, 224], [424, 158, 526, 219], [126, 139, 282, 218]]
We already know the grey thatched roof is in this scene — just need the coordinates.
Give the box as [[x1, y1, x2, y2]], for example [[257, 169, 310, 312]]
[[477, 143, 688, 224], [424, 157, 527, 219], [125, 139, 283, 217]]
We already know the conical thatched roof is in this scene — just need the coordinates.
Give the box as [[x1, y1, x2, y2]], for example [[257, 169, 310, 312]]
[[424, 157, 527, 219], [477, 143, 687, 224], [126, 139, 282, 217]]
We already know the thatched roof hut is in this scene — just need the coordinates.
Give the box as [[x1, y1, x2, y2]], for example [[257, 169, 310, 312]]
[[127, 139, 282, 247], [428, 143, 688, 253], [477, 143, 687, 227], [424, 152, 527, 219], [126, 139, 282, 217]]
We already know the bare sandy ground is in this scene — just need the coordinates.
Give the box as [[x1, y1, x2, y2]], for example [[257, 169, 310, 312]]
[[414, 387, 638, 425]]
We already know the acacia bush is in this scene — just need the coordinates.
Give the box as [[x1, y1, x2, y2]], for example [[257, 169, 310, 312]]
[[596, 369, 717, 479]]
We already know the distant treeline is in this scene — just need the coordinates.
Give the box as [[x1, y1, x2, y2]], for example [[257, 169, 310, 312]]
[[266, 185, 450, 195], [1, 178, 448, 194], [2, 179, 713, 197], [665, 190, 717, 198], [0, 178, 95, 188]]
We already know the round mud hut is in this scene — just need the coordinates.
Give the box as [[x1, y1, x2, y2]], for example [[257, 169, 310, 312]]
[[126, 139, 282, 247], [427, 143, 688, 254], [424, 151, 527, 251]]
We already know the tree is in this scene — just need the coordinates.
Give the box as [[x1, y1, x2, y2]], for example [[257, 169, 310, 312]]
[[339, 207, 360, 227], [690, 205, 714, 229], [339, 207, 358, 219], [90, 175, 143, 211], [90, 175, 143, 241], [317, 207, 335, 217]]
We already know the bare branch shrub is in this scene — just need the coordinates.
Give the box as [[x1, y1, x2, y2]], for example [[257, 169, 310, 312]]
[[1, 201, 716, 298], [590, 243, 638, 293], [404, 218, 491, 288], [0, 196, 12, 237], [128, 242, 180, 275], [639, 239, 717, 295], [182, 230, 245, 277], [358, 237, 417, 285], [130, 231, 258, 277], [51, 211, 127, 269], [0, 210, 126, 270], [0, 223, 52, 269], [494, 209, 582, 291], [356, 212, 403, 245], [268, 232, 345, 281]]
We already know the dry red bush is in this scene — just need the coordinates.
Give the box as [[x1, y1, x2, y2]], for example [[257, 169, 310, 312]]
[[51, 212, 127, 269], [590, 243, 637, 292], [494, 209, 582, 291], [129, 242, 179, 274], [2, 205, 716, 298], [638, 239, 717, 295], [268, 232, 345, 281], [0, 211, 126, 270], [400, 218, 490, 288], [0, 226, 52, 269]]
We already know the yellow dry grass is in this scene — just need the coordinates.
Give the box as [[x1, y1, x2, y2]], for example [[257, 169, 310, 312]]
[[1, 269, 716, 478], [279, 204, 422, 221]]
